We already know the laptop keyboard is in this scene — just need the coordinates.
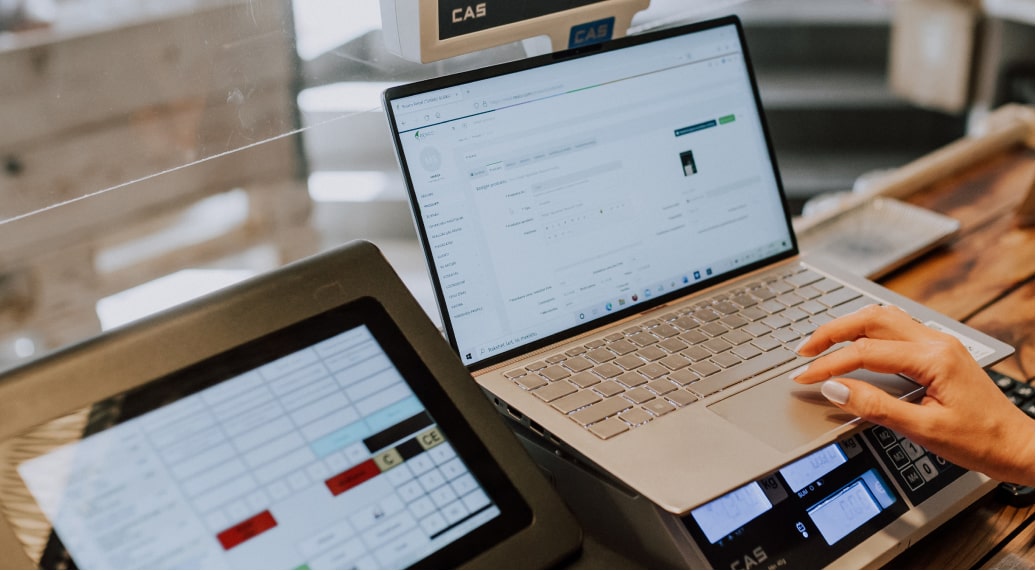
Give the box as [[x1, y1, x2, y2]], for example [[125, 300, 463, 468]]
[[503, 265, 879, 439]]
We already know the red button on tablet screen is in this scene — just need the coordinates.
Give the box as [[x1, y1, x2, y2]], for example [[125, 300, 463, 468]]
[[217, 510, 277, 550], [325, 459, 380, 496]]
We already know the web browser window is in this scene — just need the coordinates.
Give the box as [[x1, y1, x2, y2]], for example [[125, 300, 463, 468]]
[[390, 24, 793, 365]]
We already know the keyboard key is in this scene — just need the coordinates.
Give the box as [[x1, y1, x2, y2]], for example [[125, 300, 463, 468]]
[[680, 330, 708, 344], [605, 333, 625, 342], [731, 294, 757, 308], [640, 364, 670, 379], [692, 308, 720, 323], [571, 395, 634, 426], [799, 300, 827, 315], [731, 344, 762, 360], [702, 323, 729, 337], [682, 346, 712, 361], [750, 287, 777, 301], [761, 315, 791, 330], [722, 330, 753, 346], [690, 361, 721, 377], [585, 339, 606, 349], [786, 269, 823, 287], [569, 371, 601, 388], [713, 301, 739, 315], [829, 296, 873, 317], [772, 328, 800, 344], [720, 315, 749, 329], [564, 356, 594, 372], [653, 324, 680, 338], [674, 316, 700, 331], [565, 347, 587, 357], [625, 387, 656, 404], [647, 379, 677, 395], [712, 352, 742, 368], [620, 408, 654, 426], [818, 287, 861, 308], [669, 369, 700, 386], [667, 390, 699, 407], [644, 400, 676, 417], [534, 381, 576, 402], [814, 278, 842, 294], [743, 322, 771, 337], [770, 281, 795, 295], [759, 300, 785, 314], [798, 285, 823, 300], [546, 354, 566, 364], [609, 339, 638, 355], [516, 376, 548, 390], [540, 365, 571, 382], [660, 354, 692, 370], [659, 338, 689, 353], [740, 307, 769, 321], [526, 361, 548, 371], [630, 332, 660, 347], [594, 363, 624, 378], [703, 338, 732, 354], [810, 314, 835, 327], [637, 346, 667, 361], [616, 355, 646, 370], [790, 321, 816, 336], [782, 307, 809, 322], [751, 335, 782, 352], [617, 372, 648, 388], [777, 292, 804, 307], [552, 390, 601, 414], [688, 348, 796, 397], [588, 417, 629, 439], [587, 348, 616, 363], [595, 380, 626, 397]]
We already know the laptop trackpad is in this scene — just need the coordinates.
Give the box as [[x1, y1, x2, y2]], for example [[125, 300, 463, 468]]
[[708, 369, 922, 452]]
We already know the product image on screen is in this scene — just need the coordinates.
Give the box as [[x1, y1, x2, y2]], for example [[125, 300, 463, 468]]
[[15, 305, 525, 570]]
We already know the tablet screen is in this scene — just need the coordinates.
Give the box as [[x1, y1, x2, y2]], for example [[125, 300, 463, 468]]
[[14, 298, 530, 569]]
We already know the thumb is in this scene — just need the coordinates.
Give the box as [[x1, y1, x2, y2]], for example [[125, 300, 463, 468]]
[[820, 378, 927, 435]]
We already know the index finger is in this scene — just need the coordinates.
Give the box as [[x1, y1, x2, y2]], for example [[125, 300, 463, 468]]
[[797, 304, 938, 357]]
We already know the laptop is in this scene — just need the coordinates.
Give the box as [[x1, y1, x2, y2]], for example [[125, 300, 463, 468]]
[[382, 15, 1014, 516], [0, 241, 581, 569]]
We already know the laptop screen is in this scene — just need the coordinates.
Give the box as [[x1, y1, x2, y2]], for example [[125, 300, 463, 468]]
[[385, 18, 795, 369], [13, 298, 530, 569]]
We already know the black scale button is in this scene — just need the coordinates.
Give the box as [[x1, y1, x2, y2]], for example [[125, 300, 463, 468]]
[[886, 444, 910, 469], [871, 426, 898, 448], [901, 466, 925, 490]]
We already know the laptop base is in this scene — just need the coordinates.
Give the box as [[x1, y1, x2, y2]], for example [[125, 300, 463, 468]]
[[513, 424, 995, 570]]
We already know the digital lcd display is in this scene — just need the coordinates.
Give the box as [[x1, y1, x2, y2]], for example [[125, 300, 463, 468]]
[[806, 469, 897, 546], [779, 443, 847, 493], [689, 482, 773, 544]]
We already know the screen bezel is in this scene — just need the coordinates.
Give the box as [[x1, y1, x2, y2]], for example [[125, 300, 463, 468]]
[[27, 296, 532, 570], [383, 15, 799, 372]]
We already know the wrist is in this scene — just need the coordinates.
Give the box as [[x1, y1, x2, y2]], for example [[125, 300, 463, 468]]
[[991, 411, 1035, 487]]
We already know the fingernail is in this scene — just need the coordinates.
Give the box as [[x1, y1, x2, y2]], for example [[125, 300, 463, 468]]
[[821, 380, 850, 405], [794, 335, 811, 354], [789, 365, 809, 380]]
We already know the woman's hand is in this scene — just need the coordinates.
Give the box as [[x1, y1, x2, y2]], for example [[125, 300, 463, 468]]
[[793, 304, 1034, 486]]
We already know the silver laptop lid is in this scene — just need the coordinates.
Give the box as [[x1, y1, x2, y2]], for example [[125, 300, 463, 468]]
[[384, 16, 796, 370]]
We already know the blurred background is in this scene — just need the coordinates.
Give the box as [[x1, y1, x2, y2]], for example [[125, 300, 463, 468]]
[[0, 0, 1032, 369]]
